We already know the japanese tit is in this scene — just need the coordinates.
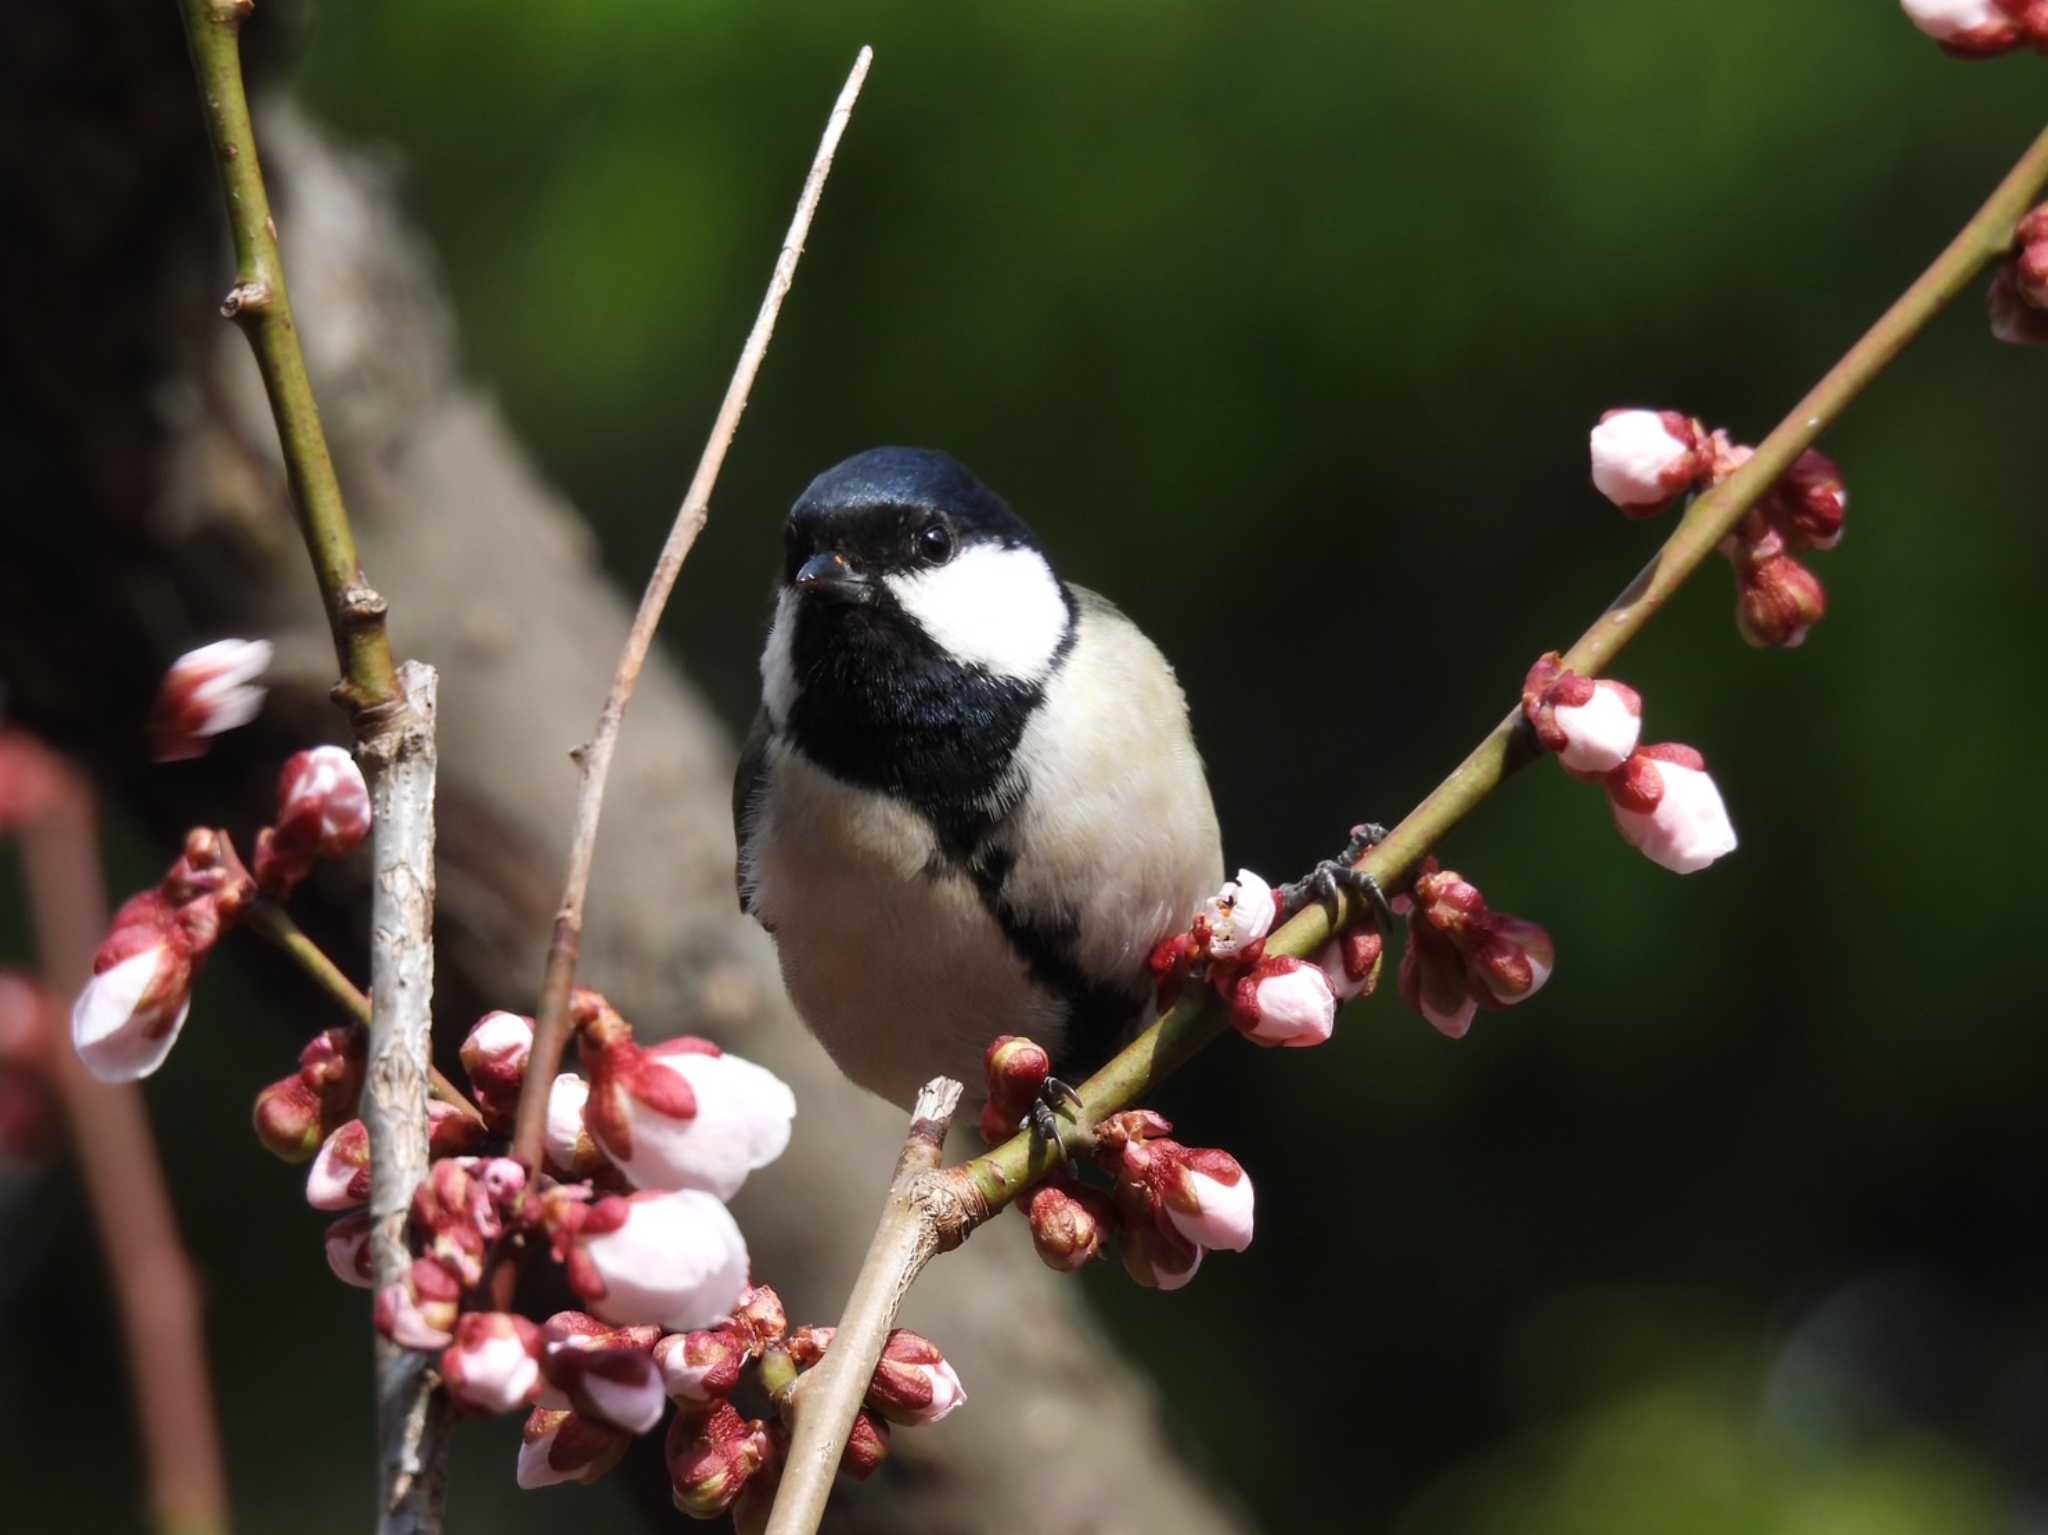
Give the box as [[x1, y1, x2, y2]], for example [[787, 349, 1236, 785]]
[[734, 446, 1224, 1112]]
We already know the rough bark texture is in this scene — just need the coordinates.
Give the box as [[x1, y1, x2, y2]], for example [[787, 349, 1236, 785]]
[[1, 7, 1246, 1531]]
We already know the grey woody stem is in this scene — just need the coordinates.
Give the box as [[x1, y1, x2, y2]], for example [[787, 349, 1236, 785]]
[[358, 662, 447, 1533], [506, 45, 874, 1170]]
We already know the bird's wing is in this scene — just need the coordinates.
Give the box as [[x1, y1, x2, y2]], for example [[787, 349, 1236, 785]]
[[732, 707, 773, 915]]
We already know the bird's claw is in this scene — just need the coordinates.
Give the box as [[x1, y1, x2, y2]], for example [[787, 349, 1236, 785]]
[[1278, 823, 1395, 934], [1028, 1076, 1086, 1162]]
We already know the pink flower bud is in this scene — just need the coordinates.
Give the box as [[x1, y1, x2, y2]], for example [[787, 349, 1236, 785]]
[[571, 1189, 750, 1333], [1589, 409, 1703, 517], [459, 1011, 533, 1131], [1312, 925, 1384, 1002], [298, 1025, 366, 1123], [579, 1001, 794, 1200], [786, 1324, 835, 1368], [1605, 744, 1739, 874], [654, 1326, 750, 1402], [253, 746, 373, 897], [730, 1284, 787, 1350], [1899, 0, 2024, 54], [252, 1072, 325, 1162], [1759, 449, 1847, 552], [1200, 868, 1278, 959], [667, 1401, 774, 1516], [374, 1258, 462, 1350], [537, 1312, 666, 1433], [148, 639, 271, 762], [1119, 1222, 1203, 1291], [1734, 551, 1828, 649], [1157, 1147, 1256, 1254], [1989, 263, 2048, 346], [442, 1312, 545, 1416], [1024, 1182, 1117, 1272], [1523, 656, 1645, 776], [306, 1119, 371, 1211], [517, 1408, 630, 1490], [1398, 916, 1477, 1040], [544, 1072, 604, 1178], [979, 1034, 1052, 1143], [1464, 915, 1556, 1007], [1228, 955, 1337, 1047], [841, 1410, 891, 1481], [324, 1211, 374, 1288], [865, 1329, 967, 1425], [70, 906, 194, 1084], [2013, 205, 2048, 308]]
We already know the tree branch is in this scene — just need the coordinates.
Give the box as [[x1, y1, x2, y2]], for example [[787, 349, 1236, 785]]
[[765, 1078, 967, 1535], [357, 661, 445, 1534], [16, 745, 232, 1535], [771, 118, 2048, 1527], [506, 45, 874, 1170], [173, 0, 399, 719]]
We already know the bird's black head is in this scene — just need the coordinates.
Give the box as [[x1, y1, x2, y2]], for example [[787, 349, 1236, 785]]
[[761, 448, 1078, 853], [780, 445, 1043, 596]]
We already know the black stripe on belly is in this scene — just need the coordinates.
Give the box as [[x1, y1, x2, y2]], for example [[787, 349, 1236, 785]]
[[968, 845, 1143, 1079]]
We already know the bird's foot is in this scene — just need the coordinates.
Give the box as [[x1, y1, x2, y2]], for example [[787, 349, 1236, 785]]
[[1277, 822, 1395, 933], [1028, 1076, 1088, 1161]]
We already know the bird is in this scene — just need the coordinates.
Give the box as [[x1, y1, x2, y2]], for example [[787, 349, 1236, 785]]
[[733, 446, 1224, 1117]]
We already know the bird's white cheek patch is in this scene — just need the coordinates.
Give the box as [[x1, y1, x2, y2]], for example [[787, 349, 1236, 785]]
[[885, 545, 1069, 682], [761, 589, 800, 725]]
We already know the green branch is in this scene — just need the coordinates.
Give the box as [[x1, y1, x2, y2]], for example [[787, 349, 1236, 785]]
[[174, 0, 400, 719]]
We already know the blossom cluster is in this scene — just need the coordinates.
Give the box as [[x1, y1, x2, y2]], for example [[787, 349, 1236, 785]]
[[1587, 409, 1846, 649], [1522, 653, 1739, 879]]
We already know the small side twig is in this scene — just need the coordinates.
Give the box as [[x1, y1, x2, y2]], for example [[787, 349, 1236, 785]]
[[244, 899, 480, 1122], [766, 119, 2048, 1528], [17, 746, 232, 1535], [358, 662, 444, 1534], [174, 0, 399, 719], [507, 45, 874, 1170], [764, 1079, 975, 1535]]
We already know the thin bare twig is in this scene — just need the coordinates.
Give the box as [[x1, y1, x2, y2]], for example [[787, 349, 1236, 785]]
[[763, 120, 2048, 1530], [764, 1079, 968, 1535], [507, 46, 875, 1170], [359, 662, 444, 1534], [16, 743, 232, 1535], [244, 899, 480, 1122]]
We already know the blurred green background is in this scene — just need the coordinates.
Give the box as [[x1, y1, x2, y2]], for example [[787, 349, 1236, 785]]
[[5, 2, 2046, 1530]]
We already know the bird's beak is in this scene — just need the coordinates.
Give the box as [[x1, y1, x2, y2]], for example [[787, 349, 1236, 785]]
[[794, 551, 871, 603]]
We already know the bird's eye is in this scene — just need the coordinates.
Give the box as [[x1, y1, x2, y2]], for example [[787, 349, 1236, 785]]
[[916, 522, 955, 565]]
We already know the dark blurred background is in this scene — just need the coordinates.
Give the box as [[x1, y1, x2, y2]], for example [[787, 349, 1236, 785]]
[[4, 2, 2045, 1531]]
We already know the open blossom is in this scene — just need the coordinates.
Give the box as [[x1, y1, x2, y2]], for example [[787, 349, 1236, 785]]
[[571, 1189, 750, 1333], [443, 1313, 545, 1416], [1605, 744, 1738, 874], [149, 638, 271, 762], [1228, 955, 1337, 1047], [253, 746, 373, 897], [460, 1010, 534, 1131], [1589, 409, 1703, 517], [518, 1408, 631, 1490], [577, 993, 794, 1200], [866, 1330, 967, 1425], [1200, 869, 1278, 959]]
